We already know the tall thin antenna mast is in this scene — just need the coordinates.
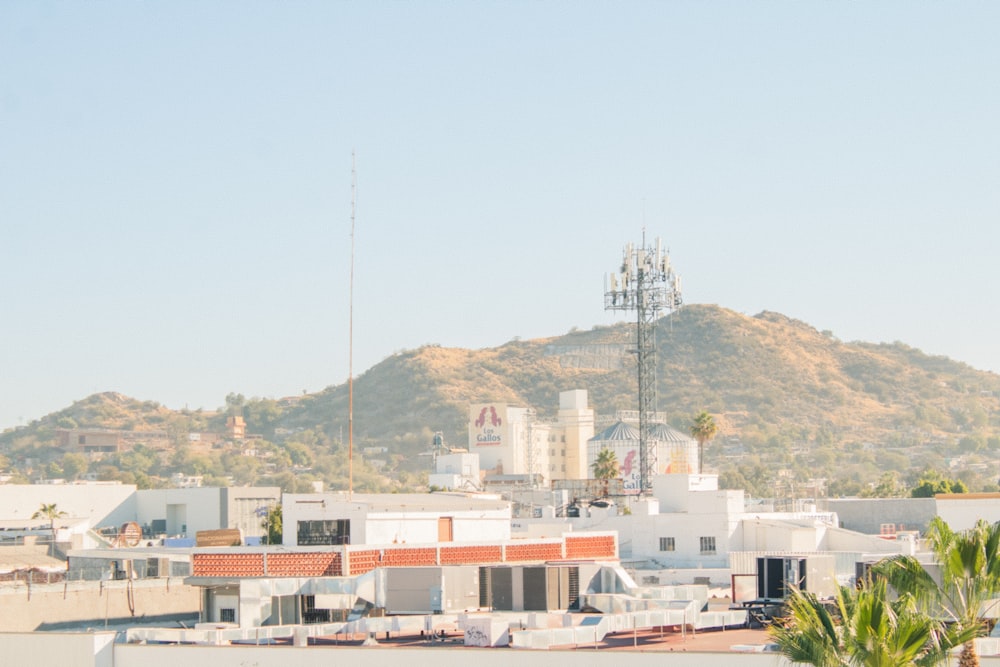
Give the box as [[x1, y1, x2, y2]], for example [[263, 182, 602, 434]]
[[348, 151, 356, 499], [604, 232, 682, 493]]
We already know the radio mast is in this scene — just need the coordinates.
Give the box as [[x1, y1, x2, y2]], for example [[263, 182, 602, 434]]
[[603, 231, 682, 493], [348, 151, 357, 499]]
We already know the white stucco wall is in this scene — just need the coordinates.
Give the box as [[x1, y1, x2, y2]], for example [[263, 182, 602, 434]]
[[135, 488, 224, 537], [0, 483, 137, 531], [0, 632, 116, 667], [282, 494, 512, 546], [935, 494, 1000, 531]]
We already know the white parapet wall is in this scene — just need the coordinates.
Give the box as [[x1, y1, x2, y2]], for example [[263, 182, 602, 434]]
[[0, 632, 116, 667]]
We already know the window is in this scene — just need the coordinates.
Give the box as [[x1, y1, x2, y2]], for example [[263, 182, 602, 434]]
[[699, 536, 716, 554], [220, 608, 236, 623], [297, 519, 351, 546], [659, 537, 675, 552], [301, 595, 331, 624]]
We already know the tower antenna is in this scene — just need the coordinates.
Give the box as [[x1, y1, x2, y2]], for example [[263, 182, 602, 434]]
[[348, 151, 356, 499], [604, 233, 682, 493]]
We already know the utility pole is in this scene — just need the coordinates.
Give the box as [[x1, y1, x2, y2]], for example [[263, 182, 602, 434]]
[[604, 232, 682, 493]]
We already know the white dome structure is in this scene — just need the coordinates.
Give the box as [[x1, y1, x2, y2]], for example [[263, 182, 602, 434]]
[[587, 421, 698, 494]]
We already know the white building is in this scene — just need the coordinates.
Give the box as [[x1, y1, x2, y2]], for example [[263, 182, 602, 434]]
[[428, 451, 480, 491], [0, 482, 139, 549], [587, 421, 698, 494], [516, 473, 910, 586], [282, 492, 512, 546], [470, 390, 596, 484], [135, 486, 280, 539], [469, 403, 550, 480]]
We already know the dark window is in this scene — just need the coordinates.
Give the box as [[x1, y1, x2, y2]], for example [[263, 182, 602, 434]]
[[659, 537, 675, 552], [301, 595, 330, 624], [297, 519, 351, 546], [699, 536, 716, 554], [220, 608, 236, 623]]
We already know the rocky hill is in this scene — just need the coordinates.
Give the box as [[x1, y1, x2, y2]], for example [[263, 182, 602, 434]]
[[3, 304, 998, 495]]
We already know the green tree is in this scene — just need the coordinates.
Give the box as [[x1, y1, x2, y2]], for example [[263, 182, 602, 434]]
[[874, 517, 1000, 667], [911, 470, 968, 498], [60, 453, 88, 481], [591, 448, 619, 498], [690, 410, 718, 474], [261, 504, 282, 545], [770, 578, 974, 667], [861, 472, 903, 499]]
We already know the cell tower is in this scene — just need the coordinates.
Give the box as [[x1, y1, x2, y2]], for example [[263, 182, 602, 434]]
[[604, 232, 682, 493]]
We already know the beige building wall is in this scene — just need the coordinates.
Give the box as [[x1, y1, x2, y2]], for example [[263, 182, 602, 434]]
[[548, 390, 595, 481]]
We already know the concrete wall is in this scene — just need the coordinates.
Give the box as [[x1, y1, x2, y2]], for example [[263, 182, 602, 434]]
[[112, 644, 790, 667], [653, 474, 725, 512], [0, 632, 116, 667], [574, 510, 737, 569], [4, 634, 1000, 667], [384, 566, 478, 614], [136, 488, 225, 537], [822, 497, 936, 535], [0, 483, 137, 530], [283, 495, 511, 546], [223, 487, 281, 539], [365, 511, 511, 544], [0, 578, 200, 631], [936, 494, 1000, 531]]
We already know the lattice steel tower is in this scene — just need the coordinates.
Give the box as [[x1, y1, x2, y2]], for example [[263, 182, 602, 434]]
[[604, 233, 682, 493]]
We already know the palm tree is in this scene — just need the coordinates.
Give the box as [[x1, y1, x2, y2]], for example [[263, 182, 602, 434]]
[[770, 578, 976, 667], [874, 517, 1000, 667], [689, 411, 718, 474], [32, 503, 67, 556], [591, 448, 619, 498]]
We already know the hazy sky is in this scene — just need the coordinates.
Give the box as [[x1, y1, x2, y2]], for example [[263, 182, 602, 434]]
[[2, 2, 998, 430]]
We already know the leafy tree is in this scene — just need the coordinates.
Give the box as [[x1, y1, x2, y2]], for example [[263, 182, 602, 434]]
[[282, 441, 314, 467], [874, 517, 1000, 667], [224, 392, 246, 417], [911, 470, 968, 498], [261, 504, 282, 545], [770, 578, 974, 666], [60, 453, 88, 480], [591, 448, 619, 498], [244, 398, 282, 437], [690, 410, 718, 474], [861, 472, 904, 498]]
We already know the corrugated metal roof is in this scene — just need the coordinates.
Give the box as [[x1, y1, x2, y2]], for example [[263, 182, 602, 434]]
[[590, 421, 640, 442], [649, 423, 696, 444], [590, 421, 695, 445]]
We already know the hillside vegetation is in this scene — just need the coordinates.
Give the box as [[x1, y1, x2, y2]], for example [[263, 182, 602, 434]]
[[2, 304, 998, 497]]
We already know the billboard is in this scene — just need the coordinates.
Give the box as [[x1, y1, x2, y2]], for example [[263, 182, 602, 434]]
[[472, 405, 504, 447], [620, 447, 641, 495]]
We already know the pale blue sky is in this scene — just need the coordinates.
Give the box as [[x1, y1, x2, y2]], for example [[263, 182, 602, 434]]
[[2, 2, 998, 430]]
